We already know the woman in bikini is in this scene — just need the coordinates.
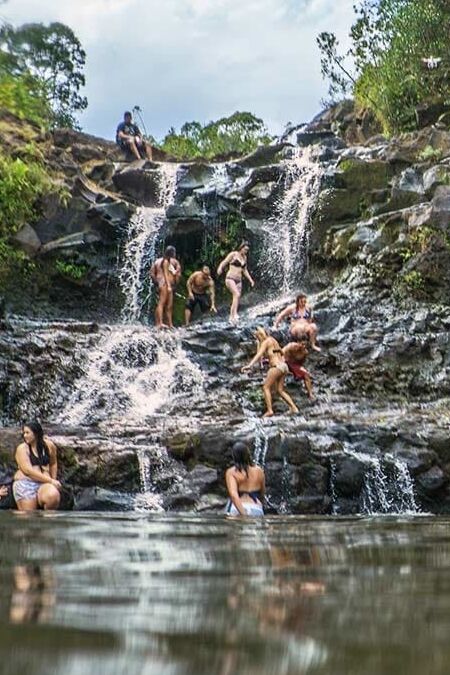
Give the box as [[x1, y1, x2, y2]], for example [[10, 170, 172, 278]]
[[13, 421, 61, 511], [241, 326, 299, 417], [150, 245, 182, 329], [274, 292, 320, 351], [225, 442, 265, 516], [217, 241, 255, 323]]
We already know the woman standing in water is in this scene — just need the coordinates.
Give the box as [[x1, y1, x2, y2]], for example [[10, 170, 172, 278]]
[[225, 442, 265, 516], [217, 241, 255, 323], [274, 293, 321, 351], [13, 421, 61, 511], [150, 245, 182, 328]]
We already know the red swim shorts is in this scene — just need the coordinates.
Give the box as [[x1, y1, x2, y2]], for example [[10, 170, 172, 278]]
[[287, 362, 310, 380]]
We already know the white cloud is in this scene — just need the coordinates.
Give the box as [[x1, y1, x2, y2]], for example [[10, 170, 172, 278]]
[[2, 0, 355, 140]]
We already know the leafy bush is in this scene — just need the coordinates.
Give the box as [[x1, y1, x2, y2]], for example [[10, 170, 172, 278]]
[[0, 72, 50, 127], [55, 260, 88, 280], [417, 145, 443, 163], [0, 153, 52, 236], [318, 0, 450, 134]]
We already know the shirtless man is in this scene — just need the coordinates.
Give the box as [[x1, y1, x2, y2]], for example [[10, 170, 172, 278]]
[[241, 327, 299, 417], [185, 264, 217, 326], [283, 340, 314, 400], [150, 246, 181, 328]]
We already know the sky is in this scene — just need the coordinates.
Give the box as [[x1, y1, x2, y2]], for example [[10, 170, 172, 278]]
[[1, 0, 355, 142]]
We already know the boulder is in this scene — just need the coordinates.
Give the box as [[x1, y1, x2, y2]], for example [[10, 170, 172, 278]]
[[12, 224, 41, 256], [74, 487, 135, 511], [336, 158, 392, 192], [423, 164, 450, 195]]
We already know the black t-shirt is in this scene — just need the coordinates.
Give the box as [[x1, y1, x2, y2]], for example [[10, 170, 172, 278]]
[[116, 122, 141, 144]]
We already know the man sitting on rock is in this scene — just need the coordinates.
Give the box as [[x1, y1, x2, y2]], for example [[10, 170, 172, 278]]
[[185, 264, 217, 325], [116, 111, 153, 161], [283, 340, 314, 400]]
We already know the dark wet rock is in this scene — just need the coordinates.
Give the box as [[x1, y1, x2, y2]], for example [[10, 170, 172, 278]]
[[12, 224, 41, 256], [185, 464, 218, 493], [391, 447, 437, 476], [74, 487, 135, 511], [333, 457, 365, 497], [416, 466, 447, 496], [163, 492, 198, 511], [236, 143, 287, 168], [297, 130, 335, 146], [423, 164, 450, 196]]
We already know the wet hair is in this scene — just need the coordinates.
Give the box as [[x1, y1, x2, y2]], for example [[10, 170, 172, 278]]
[[124, 111, 132, 118], [200, 262, 210, 270], [295, 293, 307, 310], [164, 246, 176, 259], [23, 420, 48, 468], [238, 240, 250, 251], [231, 442, 253, 475]]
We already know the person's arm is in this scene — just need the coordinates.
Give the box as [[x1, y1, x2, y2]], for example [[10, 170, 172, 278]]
[[260, 469, 266, 501], [241, 340, 268, 372], [186, 273, 195, 299], [0, 485, 7, 499], [243, 267, 255, 288], [45, 438, 58, 481], [307, 305, 314, 322], [217, 252, 234, 277], [15, 445, 60, 487], [274, 305, 294, 328], [209, 279, 217, 312], [225, 469, 246, 516], [174, 259, 182, 284]]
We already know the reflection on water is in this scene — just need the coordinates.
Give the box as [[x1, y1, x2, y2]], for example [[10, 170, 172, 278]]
[[1, 513, 450, 674]]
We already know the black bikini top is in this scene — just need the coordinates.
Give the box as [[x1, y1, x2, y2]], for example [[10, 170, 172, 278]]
[[28, 443, 50, 467], [230, 257, 246, 269]]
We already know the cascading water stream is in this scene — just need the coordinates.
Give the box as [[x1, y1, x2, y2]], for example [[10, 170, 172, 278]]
[[259, 145, 324, 292], [330, 447, 419, 515], [119, 163, 179, 322]]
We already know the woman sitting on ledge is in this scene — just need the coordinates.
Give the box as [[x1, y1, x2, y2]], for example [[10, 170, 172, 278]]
[[274, 292, 321, 351], [13, 421, 61, 511], [225, 442, 265, 516]]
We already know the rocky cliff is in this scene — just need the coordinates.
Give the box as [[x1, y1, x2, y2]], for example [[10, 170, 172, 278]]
[[0, 101, 449, 514]]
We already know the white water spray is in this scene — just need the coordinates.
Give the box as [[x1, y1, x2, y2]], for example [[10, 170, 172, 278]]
[[119, 164, 179, 322]]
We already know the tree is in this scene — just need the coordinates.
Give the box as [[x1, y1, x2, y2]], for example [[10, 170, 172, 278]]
[[160, 111, 273, 160], [0, 22, 87, 128], [317, 0, 450, 133]]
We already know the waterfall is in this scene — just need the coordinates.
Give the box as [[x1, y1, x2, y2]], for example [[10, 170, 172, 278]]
[[330, 447, 419, 515], [134, 446, 165, 511], [119, 163, 179, 322], [259, 145, 324, 292], [58, 326, 204, 427]]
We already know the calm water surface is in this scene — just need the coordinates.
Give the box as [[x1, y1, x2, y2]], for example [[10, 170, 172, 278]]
[[0, 513, 449, 675]]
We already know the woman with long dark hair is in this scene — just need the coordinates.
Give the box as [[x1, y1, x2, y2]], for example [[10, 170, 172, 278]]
[[13, 421, 61, 511], [150, 245, 181, 328], [217, 241, 255, 323], [225, 442, 265, 516]]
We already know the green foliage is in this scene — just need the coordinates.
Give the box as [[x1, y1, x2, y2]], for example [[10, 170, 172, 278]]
[[55, 259, 88, 280], [0, 153, 52, 236], [201, 213, 246, 269], [0, 22, 87, 129], [417, 145, 444, 162], [0, 72, 50, 126], [402, 270, 424, 290], [317, 0, 450, 133], [160, 111, 273, 160]]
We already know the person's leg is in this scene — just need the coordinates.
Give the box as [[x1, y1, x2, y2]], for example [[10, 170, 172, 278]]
[[185, 308, 192, 326], [262, 368, 279, 417], [276, 375, 299, 413], [127, 138, 141, 160], [304, 374, 314, 400], [308, 322, 321, 351], [15, 498, 38, 511], [37, 484, 60, 510], [164, 290, 175, 328], [225, 279, 241, 322], [155, 286, 168, 328]]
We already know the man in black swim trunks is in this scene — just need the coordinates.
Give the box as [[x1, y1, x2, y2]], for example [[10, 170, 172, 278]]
[[116, 111, 153, 161], [185, 264, 217, 326]]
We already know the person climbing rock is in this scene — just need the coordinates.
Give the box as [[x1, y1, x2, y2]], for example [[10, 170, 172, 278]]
[[225, 441, 265, 516], [13, 421, 61, 511], [150, 246, 181, 329], [185, 264, 217, 326], [116, 111, 153, 161], [274, 293, 320, 351], [283, 340, 314, 400], [241, 327, 299, 417], [217, 241, 255, 323]]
